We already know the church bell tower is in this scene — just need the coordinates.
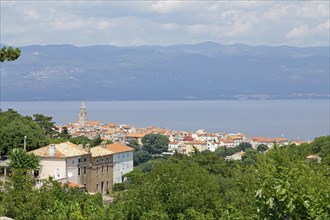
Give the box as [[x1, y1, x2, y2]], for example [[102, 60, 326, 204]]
[[79, 101, 87, 128]]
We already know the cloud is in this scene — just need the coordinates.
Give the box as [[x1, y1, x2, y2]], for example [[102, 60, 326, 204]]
[[0, 1, 329, 47], [286, 19, 330, 39], [150, 1, 182, 14]]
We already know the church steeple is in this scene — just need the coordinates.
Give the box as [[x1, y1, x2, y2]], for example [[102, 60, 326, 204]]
[[79, 101, 87, 128]]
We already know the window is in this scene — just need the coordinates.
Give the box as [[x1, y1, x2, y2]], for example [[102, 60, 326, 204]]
[[106, 181, 109, 189], [84, 158, 87, 163], [72, 160, 74, 164], [78, 168, 81, 175], [107, 165, 109, 173], [102, 158, 104, 162], [78, 158, 81, 163], [84, 167, 86, 175], [96, 167, 99, 175], [96, 159, 99, 164], [56, 168, 60, 178], [96, 184, 99, 192]]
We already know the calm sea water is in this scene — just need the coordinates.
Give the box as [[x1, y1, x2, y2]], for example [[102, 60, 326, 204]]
[[1, 100, 329, 141]]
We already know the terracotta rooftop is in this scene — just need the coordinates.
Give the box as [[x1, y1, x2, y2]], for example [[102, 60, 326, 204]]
[[106, 143, 134, 153], [30, 142, 88, 158], [63, 182, 86, 189], [229, 135, 243, 140], [126, 133, 145, 138], [86, 121, 102, 127], [221, 139, 234, 143], [253, 137, 288, 143], [184, 141, 207, 145], [104, 123, 118, 128]]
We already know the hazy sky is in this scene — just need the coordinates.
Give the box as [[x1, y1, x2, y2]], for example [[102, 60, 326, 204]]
[[1, 1, 329, 47]]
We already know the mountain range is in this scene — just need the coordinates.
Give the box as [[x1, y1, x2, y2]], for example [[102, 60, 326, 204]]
[[1, 42, 329, 101]]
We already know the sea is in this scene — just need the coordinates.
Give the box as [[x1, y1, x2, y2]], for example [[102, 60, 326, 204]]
[[1, 100, 329, 141]]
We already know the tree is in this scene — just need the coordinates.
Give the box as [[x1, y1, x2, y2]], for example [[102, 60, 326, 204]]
[[133, 150, 152, 166], [241, 148, 259, 165], [33, 114, 58, 137], [257, 144, 269, 153], [9, 148, 40, 171], [255, 146, 330, 219], [110, 159, 221, 219], [128, 139, 141, 151], [0, 109, 49, 155], [0, 46, 21, 62], [141, 133, 169, 155], [237, 142, 252, 151], [59, 126, 71, 139], [69, 135, 91, 145], [90, 135, 102, 147]]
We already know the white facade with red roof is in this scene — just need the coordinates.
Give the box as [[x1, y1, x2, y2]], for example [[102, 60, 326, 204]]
[[31, 142, 90, 185], [106, 143, 134, 184]]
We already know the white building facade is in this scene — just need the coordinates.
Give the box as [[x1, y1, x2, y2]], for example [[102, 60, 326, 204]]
[[106, 143, 134, 184]]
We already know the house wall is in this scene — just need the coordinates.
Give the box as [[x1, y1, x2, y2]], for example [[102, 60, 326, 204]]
[[89, 155, 113, 194], [113, 151, 134, 184], [66, 156, 85, 185], [39, 158, 66, 180], [184, 144, 208, 155]]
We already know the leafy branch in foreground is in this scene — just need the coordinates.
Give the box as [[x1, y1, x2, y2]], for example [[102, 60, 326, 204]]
[[0, 46, 21, 62]]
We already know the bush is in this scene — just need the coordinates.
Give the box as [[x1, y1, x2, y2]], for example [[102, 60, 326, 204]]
[[113, 183, 126, 192]]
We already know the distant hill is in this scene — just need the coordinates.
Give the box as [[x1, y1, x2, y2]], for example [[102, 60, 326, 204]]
[[1, 42, 329, 101]]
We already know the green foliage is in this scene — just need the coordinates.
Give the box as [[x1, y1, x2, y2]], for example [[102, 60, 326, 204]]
[[237, 142, 252, 151], [133, 150, 152, 166], [141, 133, 169, 155], [257, 144, 269, 152], [0, 46, 21, 62], [0, 174, 107, 220], [215, 142, 252, 159], [9, 148, 40, 170], [69, 135, 91, 145], [110, 159, 221, 219], [113, 183, 126, 192], [241, 148, 259, 166], [0, 109, 49, 155], [123, 168, 145, 185], [128, 139, 141, 150], [33, 114, 58, 137], [255, 146, 330, 219], [69, 135, 103, 147], [59, 126, 71, 139], [1, 132, 329, 219], [90, 135, 102, 147], [311, 136, 330, 165]]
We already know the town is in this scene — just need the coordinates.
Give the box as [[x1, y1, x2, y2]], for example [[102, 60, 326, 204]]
[[0, 101, 305, 196], [2, 101, 304, 195]]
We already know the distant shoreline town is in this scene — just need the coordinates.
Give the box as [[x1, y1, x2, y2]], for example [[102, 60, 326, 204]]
[[61, 101, 305, 155]]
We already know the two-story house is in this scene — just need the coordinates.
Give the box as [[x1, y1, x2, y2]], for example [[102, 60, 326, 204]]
[[106, 143, 134, 184]]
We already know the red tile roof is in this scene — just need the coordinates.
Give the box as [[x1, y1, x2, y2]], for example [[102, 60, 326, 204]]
[[106, 143, 134, 153]]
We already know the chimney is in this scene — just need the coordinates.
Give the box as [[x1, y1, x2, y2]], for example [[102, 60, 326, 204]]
[[101, 140, 107, 148], [85, 144, 90, 153], [49, 144, 55, 157]]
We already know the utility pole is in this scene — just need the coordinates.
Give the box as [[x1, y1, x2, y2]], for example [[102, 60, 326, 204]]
[[24, 136, 27, 151]]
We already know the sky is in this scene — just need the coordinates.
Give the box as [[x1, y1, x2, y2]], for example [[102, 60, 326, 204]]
[[1, 0, 329, 47]]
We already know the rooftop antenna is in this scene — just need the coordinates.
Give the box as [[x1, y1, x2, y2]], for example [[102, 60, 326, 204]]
[[24, 136, 27, 151]]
